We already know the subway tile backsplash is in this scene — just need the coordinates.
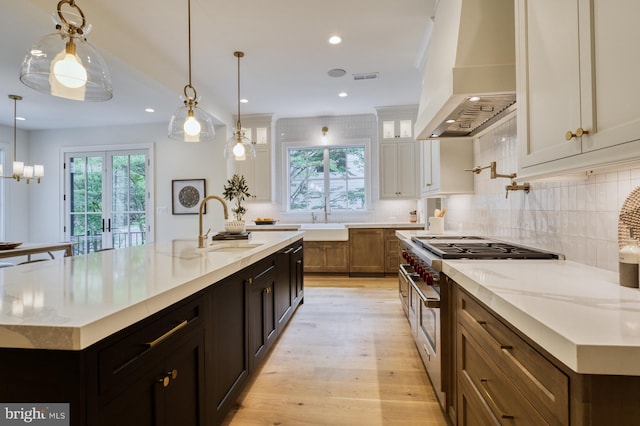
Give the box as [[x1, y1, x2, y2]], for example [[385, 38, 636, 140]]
[[444, 116, 638, 272]]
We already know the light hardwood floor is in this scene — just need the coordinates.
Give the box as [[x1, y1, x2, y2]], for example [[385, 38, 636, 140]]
[[222, 276, 448, 426]]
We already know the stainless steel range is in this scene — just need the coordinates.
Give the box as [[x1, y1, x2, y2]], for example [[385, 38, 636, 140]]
[[398, 235, 562, 412]]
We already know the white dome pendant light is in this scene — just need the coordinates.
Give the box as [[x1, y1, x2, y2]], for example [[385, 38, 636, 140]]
[[19, 0, 112, 102], [168, 0, 215, 142], [224, 51, 255, 161]]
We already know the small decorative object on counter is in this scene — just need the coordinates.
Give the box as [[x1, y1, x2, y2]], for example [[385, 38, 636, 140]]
[[222, 174, 252, 221], [619, 238, 640, 288], [409, 210, 417, 223]]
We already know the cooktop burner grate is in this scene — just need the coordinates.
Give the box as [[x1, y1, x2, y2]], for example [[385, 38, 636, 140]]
[[411, 237, 560, 260]]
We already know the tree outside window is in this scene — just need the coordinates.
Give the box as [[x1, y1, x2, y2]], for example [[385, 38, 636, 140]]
[[288, 146, 365, 211]]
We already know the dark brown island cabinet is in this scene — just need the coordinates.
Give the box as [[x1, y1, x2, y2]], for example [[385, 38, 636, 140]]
[[0, 239, 304, 426]]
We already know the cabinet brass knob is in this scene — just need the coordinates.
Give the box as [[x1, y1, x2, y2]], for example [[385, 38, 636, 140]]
[[565, 127, 588, 140], [160, 376, 170, 388], [170, 369, 178, 380]]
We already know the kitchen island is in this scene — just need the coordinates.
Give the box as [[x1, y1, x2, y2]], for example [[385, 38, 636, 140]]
[[0, 231, 304, 425]]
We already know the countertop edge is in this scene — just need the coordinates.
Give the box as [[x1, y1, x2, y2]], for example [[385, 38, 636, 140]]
[[1, 232, 304, 351], [443, 261, 640, 376]]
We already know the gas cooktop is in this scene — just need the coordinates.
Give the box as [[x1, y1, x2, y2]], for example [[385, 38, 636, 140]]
[[411, 236, 561, 260]]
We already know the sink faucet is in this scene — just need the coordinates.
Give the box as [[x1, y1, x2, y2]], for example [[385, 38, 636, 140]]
[[311, 212, 317, 223], [198, 195, 229, 248]]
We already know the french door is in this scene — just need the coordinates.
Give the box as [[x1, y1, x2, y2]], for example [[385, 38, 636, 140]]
[[64, 149, 152, 255]]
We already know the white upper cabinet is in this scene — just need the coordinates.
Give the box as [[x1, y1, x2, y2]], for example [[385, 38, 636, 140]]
[[517, 0, 640, 179], [377, 106, 419, 199], [421, 139, 474, 197], [232, 114, 272, 201]]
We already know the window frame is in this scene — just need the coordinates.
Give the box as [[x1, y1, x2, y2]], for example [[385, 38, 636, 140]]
[[282, 138, 371, 212]]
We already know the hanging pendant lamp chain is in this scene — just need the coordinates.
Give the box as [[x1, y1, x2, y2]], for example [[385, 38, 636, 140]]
[[9, 95, 22, 163], [234, 51, 244, 132], [183, 0, 198, 105], [56, 0, 86, 35]]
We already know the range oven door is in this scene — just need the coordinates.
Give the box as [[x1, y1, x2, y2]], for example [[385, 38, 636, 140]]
[[398, 264, 411, 317], [415, 296, 444, 409]]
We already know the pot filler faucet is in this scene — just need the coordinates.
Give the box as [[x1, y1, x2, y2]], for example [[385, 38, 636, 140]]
[[198, 195, 229, 248], [465, 161, 530, 198]]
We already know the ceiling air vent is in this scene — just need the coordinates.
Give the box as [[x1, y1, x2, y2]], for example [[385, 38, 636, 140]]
[[353, 72, 378, 81]]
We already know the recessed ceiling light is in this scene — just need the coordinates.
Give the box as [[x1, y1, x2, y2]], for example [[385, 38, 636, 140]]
[[328, 35, 342, 45], [469, 96, 481, 102], [16, 116, 26, 121], [240, 98, 248, 103], [145, 108, 155, 113], [338, 92, 348, 98], [328, 68, 346, 78]]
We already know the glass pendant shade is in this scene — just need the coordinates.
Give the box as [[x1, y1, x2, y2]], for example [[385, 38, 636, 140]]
[[168, 104, 215, 142], [20, 28, 112, 102], [225, 130, 256, 161]]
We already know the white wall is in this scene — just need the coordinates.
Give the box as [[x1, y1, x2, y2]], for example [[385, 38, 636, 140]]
[[20, 122, 229, 244], [0, 125, 30, 241]]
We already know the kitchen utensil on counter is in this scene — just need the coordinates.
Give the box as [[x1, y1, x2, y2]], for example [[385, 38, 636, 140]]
[[619, 238, 640, 288], [428, 217, 444, 234]]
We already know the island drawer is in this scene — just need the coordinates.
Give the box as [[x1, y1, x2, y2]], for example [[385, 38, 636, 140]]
[[458, 324, 547, 425], [96, 291, 207, 396], [457, 289, 568, 425]]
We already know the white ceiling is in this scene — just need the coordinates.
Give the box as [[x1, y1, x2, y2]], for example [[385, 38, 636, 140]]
[[0, 0, 435, 131]]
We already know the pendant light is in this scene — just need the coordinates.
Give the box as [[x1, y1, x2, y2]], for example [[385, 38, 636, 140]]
[[0, 95, 44, 184], [168, 0, 215, 143], [19, 0, 112, 102], [224, 51, 256, 161]]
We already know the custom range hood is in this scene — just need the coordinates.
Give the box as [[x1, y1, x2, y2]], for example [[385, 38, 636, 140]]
[[415, 0, 515, 139]]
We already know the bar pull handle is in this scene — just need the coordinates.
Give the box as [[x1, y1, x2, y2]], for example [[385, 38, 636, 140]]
[[102, 219, 105, 232], [145, 320, 188, 348], [107, 218, 112, 232], [480, 378, 514, 419], [477, 320, 512, 350]]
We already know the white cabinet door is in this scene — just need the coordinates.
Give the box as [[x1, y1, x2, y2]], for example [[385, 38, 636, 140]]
[[380, 141, 416, 199], [380, 142, 400, 198], [585, 0, 640, 153], [234, 145, 271, 201], [421, 140, 474, 197], [517, 0, 583, 169], [397, 142, 417, 198], [518, 0, 640, 178]]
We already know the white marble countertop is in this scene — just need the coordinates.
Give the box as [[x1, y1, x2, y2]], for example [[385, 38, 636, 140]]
[[395, 231, 640, 376], [246, 222, 424, 230], [0, 231, 303, 351]]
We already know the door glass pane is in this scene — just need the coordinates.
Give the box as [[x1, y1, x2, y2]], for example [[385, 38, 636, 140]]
[[69, 155, 104, 255], [400, 120, 412, 138], [111, 154, 147, 249], [256, 127, 268, 144], [383, 121, 395, 139]]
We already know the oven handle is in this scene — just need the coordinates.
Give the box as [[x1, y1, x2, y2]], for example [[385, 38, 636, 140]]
[[401, 264, 440, 309]]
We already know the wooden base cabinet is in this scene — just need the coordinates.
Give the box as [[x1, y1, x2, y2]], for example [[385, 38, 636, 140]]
[[349, 228, 385, 276], [303, 241, 348, 273], [0, 240, 304, 426], [209, 270, 249, 424], [451, 282, 640, 425], [248, 255, 278, 371]]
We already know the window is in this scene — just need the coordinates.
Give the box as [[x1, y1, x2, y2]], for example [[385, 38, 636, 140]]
[[288, 146, 365, 211]]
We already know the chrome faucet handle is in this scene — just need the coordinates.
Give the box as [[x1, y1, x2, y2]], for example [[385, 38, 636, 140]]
[[204, 228, 212, 238]]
